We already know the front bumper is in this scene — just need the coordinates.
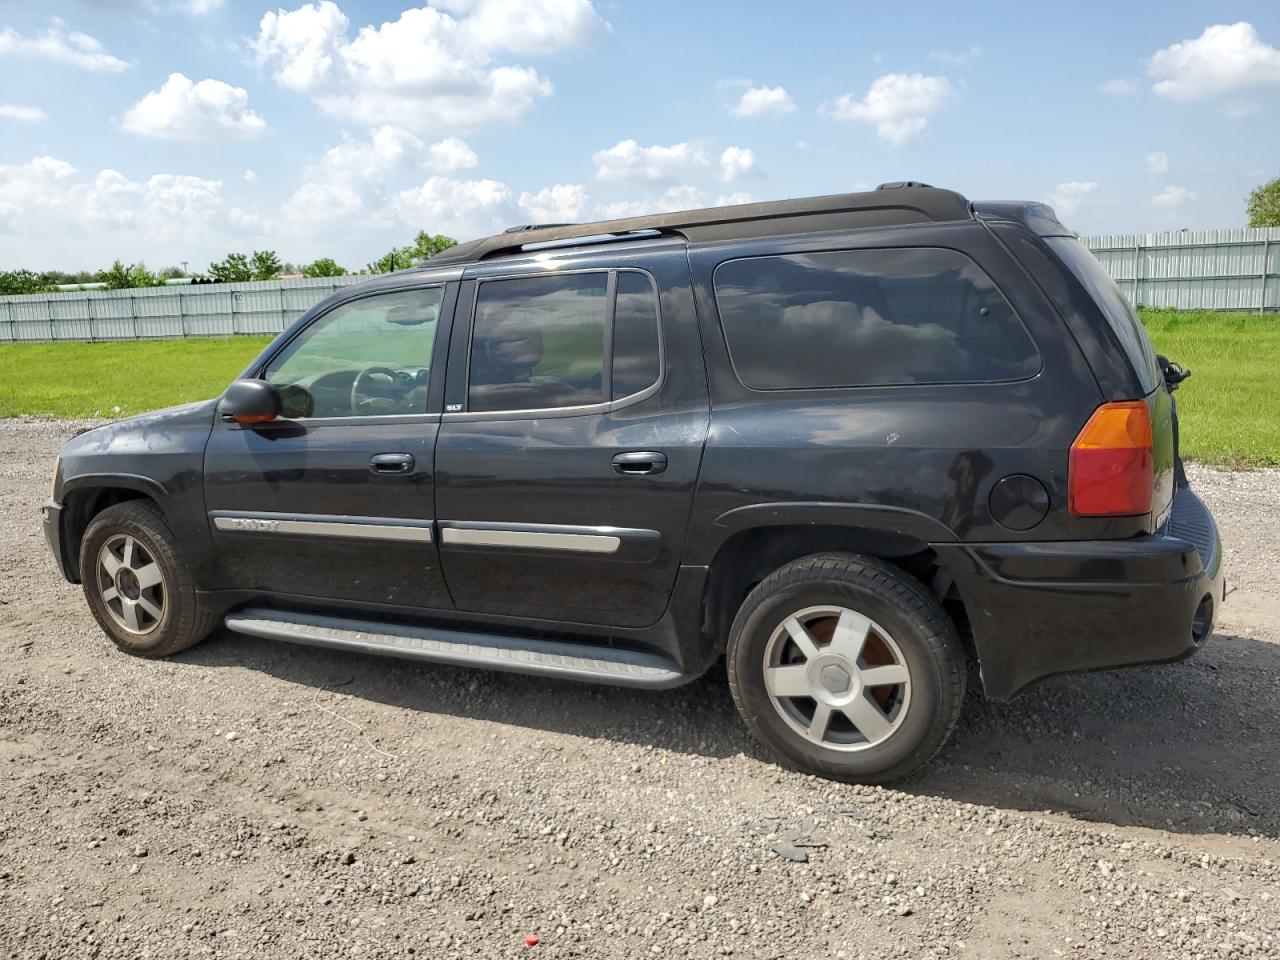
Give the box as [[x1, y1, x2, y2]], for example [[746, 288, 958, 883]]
[[942, 485, 1224, 701], [41, 500, 74, 581]]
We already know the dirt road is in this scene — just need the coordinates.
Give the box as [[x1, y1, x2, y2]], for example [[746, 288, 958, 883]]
[[1, 417, 1277, 959]]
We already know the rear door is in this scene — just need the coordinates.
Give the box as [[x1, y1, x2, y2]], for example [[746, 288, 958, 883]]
[[433, 246, 708, 628]]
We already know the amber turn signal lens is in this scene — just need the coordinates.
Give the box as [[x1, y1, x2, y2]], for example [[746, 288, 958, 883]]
[[1068, 401, 1154, 517]]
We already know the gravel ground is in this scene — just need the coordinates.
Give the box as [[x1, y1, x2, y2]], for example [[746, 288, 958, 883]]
[[1, 416, 1277, 960]]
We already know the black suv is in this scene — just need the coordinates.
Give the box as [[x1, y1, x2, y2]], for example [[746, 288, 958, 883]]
[[42, 185, 1223, 782]]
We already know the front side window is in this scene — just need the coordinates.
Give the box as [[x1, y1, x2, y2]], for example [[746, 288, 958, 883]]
[[714, 248, 1041, 390], [467, 271, 662, 413], [264, 287, 441, 418]]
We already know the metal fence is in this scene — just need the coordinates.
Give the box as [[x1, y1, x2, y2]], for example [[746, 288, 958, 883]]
[[3, 228, 1279, 343], [1083, 227, 1280, 313], [0, 276, 366, 343]]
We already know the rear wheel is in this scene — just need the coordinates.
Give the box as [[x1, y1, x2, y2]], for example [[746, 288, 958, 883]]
[[80, 500, 217, 658], [727, 553, 965, 783]]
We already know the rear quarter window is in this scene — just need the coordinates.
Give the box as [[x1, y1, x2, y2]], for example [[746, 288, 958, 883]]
[[713, 247, 1040, 390], [1045, 237, 1161, 395]]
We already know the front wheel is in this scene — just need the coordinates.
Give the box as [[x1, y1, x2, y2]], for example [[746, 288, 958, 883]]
[[727, 553, 965, 784], [79, 500, 217, 658]]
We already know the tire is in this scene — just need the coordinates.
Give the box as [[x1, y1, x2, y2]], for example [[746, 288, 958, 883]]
[[79, 500, 217, 658], [727, 553, 965, 784]]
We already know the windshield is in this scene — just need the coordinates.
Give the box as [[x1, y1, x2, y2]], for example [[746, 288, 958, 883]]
[[1046, 238, 1161, 394]]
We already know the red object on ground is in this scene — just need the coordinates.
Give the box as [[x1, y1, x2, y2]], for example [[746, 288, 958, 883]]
[[524, 934, 540, 947]]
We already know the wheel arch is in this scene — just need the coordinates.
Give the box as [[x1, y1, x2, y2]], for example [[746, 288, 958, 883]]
[[698, 508, 976, 683], [59, 475, 170, 583]]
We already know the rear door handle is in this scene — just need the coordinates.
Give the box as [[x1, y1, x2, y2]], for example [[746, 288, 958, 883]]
[[370, 453, 414, 474], [612, 451, 667, 476]]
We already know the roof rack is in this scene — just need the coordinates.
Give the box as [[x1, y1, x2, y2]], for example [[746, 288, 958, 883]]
[[428, 184, 972, 266]]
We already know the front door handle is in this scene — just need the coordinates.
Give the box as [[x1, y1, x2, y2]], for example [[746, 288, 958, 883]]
[[370, 453, 414, 474], [612, 451, 667, 476]]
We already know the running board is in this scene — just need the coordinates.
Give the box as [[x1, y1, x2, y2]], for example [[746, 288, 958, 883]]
[[223, 607, 687, 688]]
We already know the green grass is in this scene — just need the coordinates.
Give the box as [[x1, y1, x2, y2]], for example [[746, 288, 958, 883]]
[[1, 310, 1278, 466], [0, 337, 273, 419], [1140, 308, 1280, 467]]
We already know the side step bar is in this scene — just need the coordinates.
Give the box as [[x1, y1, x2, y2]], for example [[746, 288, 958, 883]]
[[223, 607, 688, 689]]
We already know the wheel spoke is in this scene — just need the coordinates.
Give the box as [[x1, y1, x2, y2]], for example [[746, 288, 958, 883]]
[[100, 550, 121, 578], [120, 599, 142, 632], [842, 694, 893, 743], [134, 562, 163, 590], [828, 609, 872, 661], [136, 595, 163, 621], [783, 617, 821, 660], [101, 586, 118, 603], [121, 536, 136, 569], [765, 663, 811, 698], [806, 703, 832, 743], [859, 663, 909, 687]]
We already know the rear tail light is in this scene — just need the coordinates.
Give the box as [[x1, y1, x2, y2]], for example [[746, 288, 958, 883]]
[[1069, 401, 1154, 516]]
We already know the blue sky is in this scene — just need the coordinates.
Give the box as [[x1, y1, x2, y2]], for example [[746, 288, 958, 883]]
[[2, 0, 1279, 271]]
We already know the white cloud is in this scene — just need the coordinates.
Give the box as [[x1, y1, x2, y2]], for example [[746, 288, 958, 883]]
[[437, 0, 609, 56], [0, 104, 47, 122], [243, 168, 258, 182], [715, 192, 755, 206], [929, 45, 982, 66], [284, 126, 481, 224], [122, 73, 266, 139], [593, 140, 711, 182], [822, 73, 952, 145], [730, 84, 796, 117], [1152, 185, 1198, 208], [1100, 78, 1139, 95], [719, 146, 756, 183], [251, 0, 606, 132], [0, 156, 226, 251], [1045, 181, 1098, 217], [518, 184, 589, 223], [392, 176, 514, 235], [597, 185, 707, 220], [1148, 21, 1280, 100], [183, 0, 225, 13], [427, 136, 479, 172], [1145, 151, 1170, 174], [0, 18, 131, 72]]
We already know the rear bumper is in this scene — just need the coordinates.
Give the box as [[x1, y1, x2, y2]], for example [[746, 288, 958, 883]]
[[942, 485, 1223, 701]]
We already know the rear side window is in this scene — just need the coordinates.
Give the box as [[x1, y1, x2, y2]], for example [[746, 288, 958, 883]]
[[467, 270, 662, 413], [714, 248, 1040, 390], [1046, 237, 1161, 394]]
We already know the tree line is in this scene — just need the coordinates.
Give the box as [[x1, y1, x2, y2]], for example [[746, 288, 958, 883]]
[[0, 230, 457, 296]]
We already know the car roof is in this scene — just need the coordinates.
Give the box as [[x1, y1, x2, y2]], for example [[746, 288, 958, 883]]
[[429, 183, 973, 266]]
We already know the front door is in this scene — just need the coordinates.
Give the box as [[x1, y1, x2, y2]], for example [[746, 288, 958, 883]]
[[434, 253, 708, 628], [203, 283, 454, 611]]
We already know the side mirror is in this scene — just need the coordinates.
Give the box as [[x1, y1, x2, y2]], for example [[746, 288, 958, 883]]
[[219, 379, 281, 425]]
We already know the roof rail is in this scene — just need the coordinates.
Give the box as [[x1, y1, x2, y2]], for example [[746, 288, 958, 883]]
[[428, 184, 972, 266]]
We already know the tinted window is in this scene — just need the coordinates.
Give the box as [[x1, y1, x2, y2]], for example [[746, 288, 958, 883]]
[[714, 248, 1040, 390], [612, 272, 661, 400], [264, 288, 441, 418], [1046, 237, 1161, 394], [469, 273, 607, 413]]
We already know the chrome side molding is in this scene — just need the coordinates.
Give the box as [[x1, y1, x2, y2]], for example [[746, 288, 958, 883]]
[[211, 512, 434, 543]]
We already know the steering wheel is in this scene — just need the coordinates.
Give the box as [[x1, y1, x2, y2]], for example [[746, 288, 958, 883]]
[[350, 366, 401, 415]]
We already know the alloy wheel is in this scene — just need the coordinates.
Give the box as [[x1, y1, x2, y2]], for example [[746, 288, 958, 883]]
[[96, 533, 167, 635], [762, 604, 912, 751]]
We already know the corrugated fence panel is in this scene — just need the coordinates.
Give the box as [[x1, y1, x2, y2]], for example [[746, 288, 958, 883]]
[[2, 238, 1275, 344], [1084, 227, 1280, 312]]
